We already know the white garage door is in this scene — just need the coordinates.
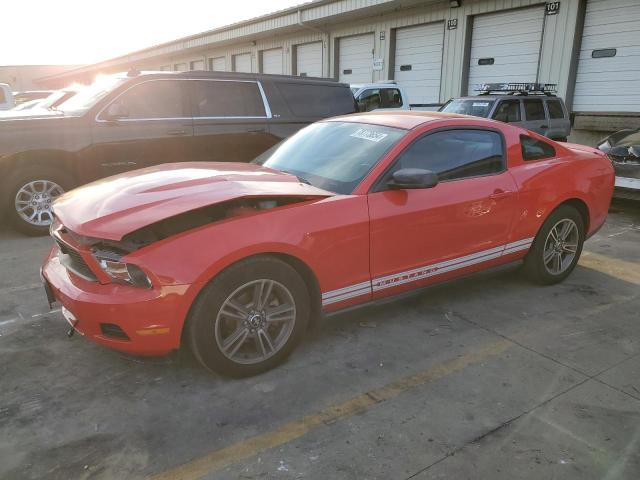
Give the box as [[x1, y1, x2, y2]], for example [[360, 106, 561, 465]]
[[573, 0, 640, 112], [262, 48, 283, 75], [468, 6, 545, 93], [394, 23, 444, 105], [209, 57, 226, 71], [338, 33, 374, 83], [190, 60, 204, 71], [296, 42, 323, 77], [233, 53, 252, 73]]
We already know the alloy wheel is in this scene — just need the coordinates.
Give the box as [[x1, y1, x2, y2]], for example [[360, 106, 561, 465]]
[[543, 218, 579, 275], [14, 180, 64, 227], [215, 279, 296, 365]]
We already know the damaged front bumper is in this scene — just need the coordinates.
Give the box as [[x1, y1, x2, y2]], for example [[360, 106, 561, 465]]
[[41, 248, 191, 356]]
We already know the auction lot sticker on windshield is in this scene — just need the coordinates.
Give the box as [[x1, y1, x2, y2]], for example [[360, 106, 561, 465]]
[[473, 102, 490, 107], [350, 128, 388, 142]]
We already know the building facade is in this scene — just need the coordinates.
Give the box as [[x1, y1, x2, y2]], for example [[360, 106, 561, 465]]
[[0, 65, 80, 91], [37, 0, 640, 145]]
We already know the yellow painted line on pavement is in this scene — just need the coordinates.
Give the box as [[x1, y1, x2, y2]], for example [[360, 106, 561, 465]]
[[580, 251, 640, 285], [149, 339, 511, 480]]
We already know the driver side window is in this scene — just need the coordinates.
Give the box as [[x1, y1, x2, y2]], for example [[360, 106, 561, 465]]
[[390, 129, 505, 182]]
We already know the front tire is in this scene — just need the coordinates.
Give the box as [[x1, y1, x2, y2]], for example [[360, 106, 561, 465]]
[[187, 256, 310, 377], [523, 205, 585, 285], [5, 165, 72, 236]]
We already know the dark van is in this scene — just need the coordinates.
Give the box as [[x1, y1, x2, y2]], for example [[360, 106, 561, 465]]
[[0, 71, 357, 235]]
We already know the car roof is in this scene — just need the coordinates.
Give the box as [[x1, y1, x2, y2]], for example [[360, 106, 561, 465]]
[[325, 111, 471, 130], [128, 70, 346, 87]]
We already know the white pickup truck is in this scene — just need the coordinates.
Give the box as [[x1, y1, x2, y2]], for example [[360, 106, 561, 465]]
[[350, 81, 441, 112], [0, 84, 14, 110]]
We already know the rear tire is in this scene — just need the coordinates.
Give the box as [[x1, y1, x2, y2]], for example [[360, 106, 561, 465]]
[[523, 205, 584, 285], [187, 256, 310, 377], [5, 165, 73, 236]]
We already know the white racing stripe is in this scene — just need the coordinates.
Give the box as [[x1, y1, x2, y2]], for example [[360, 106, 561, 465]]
[[321, 237, 534, 306]]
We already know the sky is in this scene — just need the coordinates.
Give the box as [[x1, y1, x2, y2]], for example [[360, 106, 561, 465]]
[[1, 0, 305, 66]]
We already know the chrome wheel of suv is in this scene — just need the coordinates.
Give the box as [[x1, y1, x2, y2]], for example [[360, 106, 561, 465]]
[[15, 180, 65, 227]]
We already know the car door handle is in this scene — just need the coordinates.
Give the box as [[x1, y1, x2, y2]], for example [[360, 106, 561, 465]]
[[166, 129, 187, 136], [489, 189, 514, 200]]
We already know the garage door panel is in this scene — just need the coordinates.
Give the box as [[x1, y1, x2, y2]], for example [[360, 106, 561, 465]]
[[471, 35, 543, 50], [210, 57, 225, 71], [581, 22, 640, 39], [576, 69, 640, 82], [472, 23, 545, 41], [233, 53, 252, 73], [338, 34, 374, 83], [588, 0, 639, 12], [393, 23, 444, 105], [574, 0, 640, 112], [468, 6, 545, 92], [577, 59, 640, 75], [296, 42, 323, 77], [262, 48, 283, 75]]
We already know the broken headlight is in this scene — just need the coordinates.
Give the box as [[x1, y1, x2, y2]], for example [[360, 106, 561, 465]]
[[93, 249, 152, 288]]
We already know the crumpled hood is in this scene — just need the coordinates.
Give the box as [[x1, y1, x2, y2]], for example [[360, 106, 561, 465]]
[[53, 162, 334, 241]]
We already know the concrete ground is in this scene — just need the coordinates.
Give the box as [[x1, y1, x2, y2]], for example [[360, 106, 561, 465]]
[[0, 200, 638, 480]]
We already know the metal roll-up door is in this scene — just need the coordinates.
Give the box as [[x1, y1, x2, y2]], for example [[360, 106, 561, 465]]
[[261, 48, 284, 75], [233, 53, 252, 73], [467, 6, 546, 93], [296, 42, 323, 77], [573, 0, 640, 112], [190, 60, 204, 71], [209, 57, 226, 71], [393, 23, 444, 105], [338, 33, 374, 83]]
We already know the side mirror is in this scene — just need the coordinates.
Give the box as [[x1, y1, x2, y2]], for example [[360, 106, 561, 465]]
[[103, 102, 129, 121], [388, 168, 439, 190], [608, 145, 631, 159]]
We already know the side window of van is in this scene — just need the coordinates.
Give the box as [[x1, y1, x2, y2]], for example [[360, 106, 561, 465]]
[[191, 81, 266, 117]]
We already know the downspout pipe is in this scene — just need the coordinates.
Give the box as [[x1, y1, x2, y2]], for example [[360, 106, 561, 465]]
[[297, 9, 330, 77]]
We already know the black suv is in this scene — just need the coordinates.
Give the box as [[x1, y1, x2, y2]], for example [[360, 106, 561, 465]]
[[0, 71, 356, 235]]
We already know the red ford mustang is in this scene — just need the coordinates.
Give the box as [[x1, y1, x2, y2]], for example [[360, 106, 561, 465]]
[[41, 112, 614, 376]]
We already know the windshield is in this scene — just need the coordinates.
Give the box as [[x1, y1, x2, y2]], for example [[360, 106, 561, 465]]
[[254, 121, 405, 194], [440, 98, 495, 118], [58, 75, 128, 114], [617, 131, 640, 147]]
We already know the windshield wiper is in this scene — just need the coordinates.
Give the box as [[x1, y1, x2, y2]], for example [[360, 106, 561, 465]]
[[281, 170, 312, 185]]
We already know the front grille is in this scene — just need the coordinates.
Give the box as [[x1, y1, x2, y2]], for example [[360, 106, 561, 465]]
[[55, 238, 98, 281]]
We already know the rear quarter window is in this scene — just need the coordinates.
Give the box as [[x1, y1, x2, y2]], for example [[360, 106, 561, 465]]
[[524, 99, 546, 121], [277, 83, 355, 117], [521, 135, 556, 161], [546, 99, 565, 119]]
